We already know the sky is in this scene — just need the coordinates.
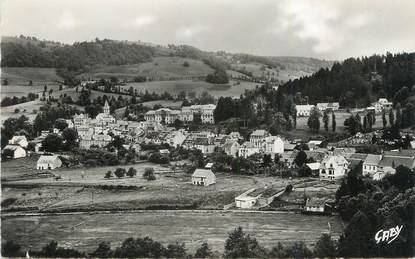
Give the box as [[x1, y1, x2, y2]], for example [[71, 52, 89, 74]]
[[1, 0, 414, 60]]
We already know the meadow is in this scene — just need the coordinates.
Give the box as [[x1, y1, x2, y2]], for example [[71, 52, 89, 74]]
[[1, 210, 343, 254]]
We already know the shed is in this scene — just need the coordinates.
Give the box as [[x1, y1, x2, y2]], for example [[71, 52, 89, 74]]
[[2, 145, 26, 159]]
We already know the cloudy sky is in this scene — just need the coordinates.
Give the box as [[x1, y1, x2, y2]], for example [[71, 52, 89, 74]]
[[1, 0, 414, 60]]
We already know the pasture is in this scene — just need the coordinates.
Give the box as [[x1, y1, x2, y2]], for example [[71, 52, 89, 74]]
[[1, 211, 343, 254], [121, 79, 259, 97], [1, 67, 62, 86]]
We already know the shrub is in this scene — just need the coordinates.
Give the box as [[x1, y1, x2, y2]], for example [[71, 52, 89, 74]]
[[105, 170, 113, 179], [143, 167, 156, 181], [126, 167, 137, 178], [114, 168, 126, 178]]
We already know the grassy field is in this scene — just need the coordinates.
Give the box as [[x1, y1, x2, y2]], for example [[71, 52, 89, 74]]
[[1, 211, 343, 254], [121, 80, 259, 97], [77, 57, 214, 80], [0, 100, 45, 123], [1, 67, 62, 86]]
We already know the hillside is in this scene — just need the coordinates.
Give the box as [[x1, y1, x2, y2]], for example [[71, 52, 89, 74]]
[[279, 52, 415, 107], [1, 36, 333, 85]]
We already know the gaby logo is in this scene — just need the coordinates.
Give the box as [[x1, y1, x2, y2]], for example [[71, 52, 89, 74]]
[[375, 225, 403, 244]]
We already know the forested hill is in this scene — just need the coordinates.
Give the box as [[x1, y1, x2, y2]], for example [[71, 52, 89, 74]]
[[1, 36, 156, 69], [1, 36, 332, 78], [281, 52, 415, 107]]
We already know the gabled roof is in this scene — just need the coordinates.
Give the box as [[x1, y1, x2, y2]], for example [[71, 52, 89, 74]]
[[306, 162, 321, 170], [10, 135, 27, 143], [383, 150, 415, 158], [251, 129, 268, 137], [3, 145, 24, 151], [363, 154, 382, 165], [378, 157, 415, 169], [192, 169, 215, 178], [37, 155, 61, 164]]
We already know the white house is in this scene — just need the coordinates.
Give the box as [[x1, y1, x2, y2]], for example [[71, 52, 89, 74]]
[[8, 135, 29, 148], [362, 154, 382, 177], [249, 130, 270, 148], [36, 155, 62, 170], [223, 140, 240, 157], [319, 155, 349, 180], [296, 105, 315, 117], [2, 145, 26, 159], [263, 136, 284, 154], [371, 98, 393, 113], [304, 198, 326, 213], [238, 142, 260, 158], [191, 169, 216, 186], [316, 102, 339, 112]]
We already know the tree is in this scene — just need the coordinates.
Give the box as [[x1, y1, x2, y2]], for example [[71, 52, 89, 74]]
[[165, 242, 187, 258], [183, 61, 190, 67], [283, 242, 313, 258], [224, 227, 265, 258], [54, 119, 68, 131], [1, 240, 22, 257], [195, 242, 213, 258], [307, 106, 320, 132], [143, 167, 156, 181], [294, 150, 307, 167], [314, 234, 337, 258], [62, 128, 78, 149], [42, 134, 63, 152], [90, 242, 113, 258], [338, 211, 375, 257], [382, 110, 387, 128], [114, 168, 126, 178], [323, 111, 329, 131], [395, 103, 402, 128], [206, 69, 229, 84], [126, 167, 137, 178], [389, 108, 395, 127], [332, 112, 336, 132], [105, 170, 113, 179]]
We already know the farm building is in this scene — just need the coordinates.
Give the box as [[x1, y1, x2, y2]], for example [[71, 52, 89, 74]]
[[2, 145, 26, 159], [235, 189, 260, 209], [304, 198, 326, 214], [296, 105, 315, 117], [191, 169, 216, 186], [305, 162, 321, 176], [36, 155, 62, 170]]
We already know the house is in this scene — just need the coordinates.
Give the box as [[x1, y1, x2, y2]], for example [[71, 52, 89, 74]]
[[79, 134, 112, 149], [263, 136, 284, 154], [238, 142, 260, 158], [304, 198, 326, 213], [371, 98, 393, 113], [2, 145, 26, 159], [36, 155, 62, 170], [8, 135, 29, 148], [307, 140, 323, 150], [316, 102, 340, 112], [362, 154, 382, 176], [223, 140, 240, 157], [319, 155, 349, 180], [249, 130, 270, 148], [191, 169, 216, 186], [228, 131, 243, 141], [306, 162, 321, 176], [296, 105, 315, 116], [374, 150, 415, 179], [159, 149, 170, 155]]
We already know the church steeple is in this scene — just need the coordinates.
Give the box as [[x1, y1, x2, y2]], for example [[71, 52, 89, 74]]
[[104, 100, 110, 115]]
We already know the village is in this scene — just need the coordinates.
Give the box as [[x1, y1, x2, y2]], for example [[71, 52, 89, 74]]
[[2, 86, 414, 216]]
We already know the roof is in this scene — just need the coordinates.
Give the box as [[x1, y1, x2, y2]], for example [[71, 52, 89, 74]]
[[306, 198, 326, 208], [205, 162, 214, 168], [251, 129, 268, 137], [192, 169, 215, 178], [308, 140, 323, 145], [364, 154, 382, 165], [322, 155, 348, 166], [306, 162, 321, 170], [3, 145, 24, 151], [378, 157, 415, 169], [37, 155, 61, 164], [347, 153, 368, 161], [240, 142, 256, 148], [383, 150, 415, 158], [10, 135, 27, 143], [223, 140, 239, 149]]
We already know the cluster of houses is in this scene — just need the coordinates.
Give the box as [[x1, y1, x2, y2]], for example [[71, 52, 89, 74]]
[[144, 104, 216, 124], [296, 102, 339, 117]]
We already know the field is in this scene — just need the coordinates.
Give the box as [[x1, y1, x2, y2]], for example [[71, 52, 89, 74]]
[[1, 67, 63, 86], [78, 57, 214, 80], [1, 156, 339, 212], [1, 211, 343, 254], [121, 80, 259, 97]]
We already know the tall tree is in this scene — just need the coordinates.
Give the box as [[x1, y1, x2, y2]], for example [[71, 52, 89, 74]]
[[389, 108, 395, 127], [382, 110, 387, 128], [307, 106, 320, 132], [323, 111, 329, 131], [332, 112, 336, 132]]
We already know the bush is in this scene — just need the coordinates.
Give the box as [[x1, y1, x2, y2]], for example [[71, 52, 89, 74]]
[[14, 108, 20, 113], [1, 197, 18, 207], [114, 168, 126, 178], [105, 170, 113, 179], [126, 167, 137, 178], [143, 167, 156, 181]]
